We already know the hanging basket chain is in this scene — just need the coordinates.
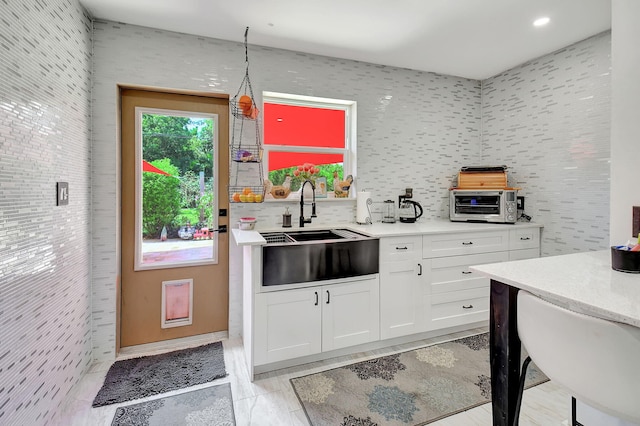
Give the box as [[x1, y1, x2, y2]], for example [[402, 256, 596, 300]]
[[232, 26, 257, 118], [229, 25, 265, 202]]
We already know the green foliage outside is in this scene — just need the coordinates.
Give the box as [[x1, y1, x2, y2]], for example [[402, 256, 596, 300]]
[[268, 164, 344, 192], [142, 159, 181, 238], [143, 116, 213, 176], [141, 114, 215, 238]]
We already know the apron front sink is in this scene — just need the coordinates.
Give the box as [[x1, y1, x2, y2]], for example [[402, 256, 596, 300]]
[[260, 229, 379, 286]]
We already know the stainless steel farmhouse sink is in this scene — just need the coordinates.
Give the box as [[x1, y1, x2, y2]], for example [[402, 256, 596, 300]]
[[260, 229, 379, 286]]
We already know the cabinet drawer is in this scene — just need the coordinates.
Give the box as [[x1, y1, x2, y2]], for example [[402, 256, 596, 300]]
[[380, 235, 422, 262], [509, 228, 540, 250], [423, 230, 509, 258], [509, 248, 540, 261], [430, 288, 489, 328], [430, 251, 508, 294]]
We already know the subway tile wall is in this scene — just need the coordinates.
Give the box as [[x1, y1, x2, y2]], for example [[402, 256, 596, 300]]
[[0, 1, 93, 425], [91, 21, 482, 357], [482, 32, 611, 256]]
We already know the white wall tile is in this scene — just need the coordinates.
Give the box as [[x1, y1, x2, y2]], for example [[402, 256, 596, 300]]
[[482, 32, 611, 256], [0, 1, 93, 424]]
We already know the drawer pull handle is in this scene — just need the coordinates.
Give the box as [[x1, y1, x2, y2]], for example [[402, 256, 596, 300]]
[[314, 291, 318, 306], [418, 263, 423, 276], [461, 271, 472, 275], [462, 241, 474, 245], [462, 304, 474, 309], [396, 246, 408, 250], [326, 290, 330, 304], [520, 236, 531, 241]]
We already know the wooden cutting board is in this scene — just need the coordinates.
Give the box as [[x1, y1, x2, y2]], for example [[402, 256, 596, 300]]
[[457, 171, 507, 189]]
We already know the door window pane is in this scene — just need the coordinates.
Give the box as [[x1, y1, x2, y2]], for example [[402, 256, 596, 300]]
[[135, 108, 218, 270]]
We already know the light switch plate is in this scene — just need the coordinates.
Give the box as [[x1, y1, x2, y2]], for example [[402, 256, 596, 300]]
[[57, 182, 69, 206]]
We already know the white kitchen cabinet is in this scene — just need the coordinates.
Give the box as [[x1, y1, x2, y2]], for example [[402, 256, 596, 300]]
[[423, 230, 509, 258], [379, 236, 427, 339], [322, 277, 380, 351], [423, 227, 540, 331], [254, 276, 379, 365], [254, 287, 321, 365], [238, 223, 542, 378], [509, 227, 541, 260], [430, 287, 490, 329], [427, 251, 509, 329]]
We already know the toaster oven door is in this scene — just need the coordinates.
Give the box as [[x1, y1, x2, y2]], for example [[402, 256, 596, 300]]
[[452, 191, 502, 216]]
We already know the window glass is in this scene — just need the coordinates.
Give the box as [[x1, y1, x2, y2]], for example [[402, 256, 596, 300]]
[[262, 92, 356, 199], [135, 108, 218, 270]]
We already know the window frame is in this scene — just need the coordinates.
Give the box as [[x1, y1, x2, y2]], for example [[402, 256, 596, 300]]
[[262, 91, 357, 200]]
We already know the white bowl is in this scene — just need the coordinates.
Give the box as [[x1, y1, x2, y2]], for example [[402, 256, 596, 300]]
[[239, 216, 256, 223], [238, 221, 255, 230]]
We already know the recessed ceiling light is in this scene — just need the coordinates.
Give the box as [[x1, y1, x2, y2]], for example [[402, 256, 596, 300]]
[[533, 17, 550, 27]]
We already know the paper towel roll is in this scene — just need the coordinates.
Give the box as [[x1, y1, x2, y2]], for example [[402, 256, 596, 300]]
[[356, 191, 372, 224]]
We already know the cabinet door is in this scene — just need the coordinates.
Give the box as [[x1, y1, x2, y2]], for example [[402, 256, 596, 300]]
[[322, 277, 380, 352], [254, 288, 321, 365], [380, 260, 424, 339]]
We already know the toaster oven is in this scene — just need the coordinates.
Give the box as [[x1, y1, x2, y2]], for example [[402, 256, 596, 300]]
[[450, 189, 518, 224]]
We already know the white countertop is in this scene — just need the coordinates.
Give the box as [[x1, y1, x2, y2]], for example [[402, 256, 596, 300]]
[[470, 250, 640, 328], [232, 220, 543, 246]]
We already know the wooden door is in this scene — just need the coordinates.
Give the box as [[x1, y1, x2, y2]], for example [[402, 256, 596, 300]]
[[120, 88, 229, 348]]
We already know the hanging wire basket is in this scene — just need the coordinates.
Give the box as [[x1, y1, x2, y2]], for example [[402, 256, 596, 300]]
[[229, 26, 265, 203], [228, 185, 266, 203], [231, 146, 263, 163]]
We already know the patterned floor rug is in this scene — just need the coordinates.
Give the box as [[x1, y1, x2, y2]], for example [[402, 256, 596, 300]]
[[290, 333, 547, 426], [111, 383, 235, 426], [93, 342, 227, 407]]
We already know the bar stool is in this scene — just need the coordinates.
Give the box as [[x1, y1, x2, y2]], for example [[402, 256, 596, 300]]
[[514, 290, 640, 425]]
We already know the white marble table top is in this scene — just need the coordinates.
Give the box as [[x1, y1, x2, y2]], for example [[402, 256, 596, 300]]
[[471, 250, 640, 328]]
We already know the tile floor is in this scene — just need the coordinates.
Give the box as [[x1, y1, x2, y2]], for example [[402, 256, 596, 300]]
[[57, 327, 570, 425]]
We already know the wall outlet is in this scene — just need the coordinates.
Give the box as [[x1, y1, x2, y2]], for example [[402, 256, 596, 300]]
[[517, 196, 525, 211]]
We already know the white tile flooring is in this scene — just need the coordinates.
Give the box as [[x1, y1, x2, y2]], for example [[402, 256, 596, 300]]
[[57, 327, 571, 425]]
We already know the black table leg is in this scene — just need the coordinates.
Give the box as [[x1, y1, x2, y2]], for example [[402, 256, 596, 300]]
[[490, 279, 521, 426]]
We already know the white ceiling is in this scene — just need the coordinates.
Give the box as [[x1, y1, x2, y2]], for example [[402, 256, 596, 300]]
[[79, 0, 611, 80]]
